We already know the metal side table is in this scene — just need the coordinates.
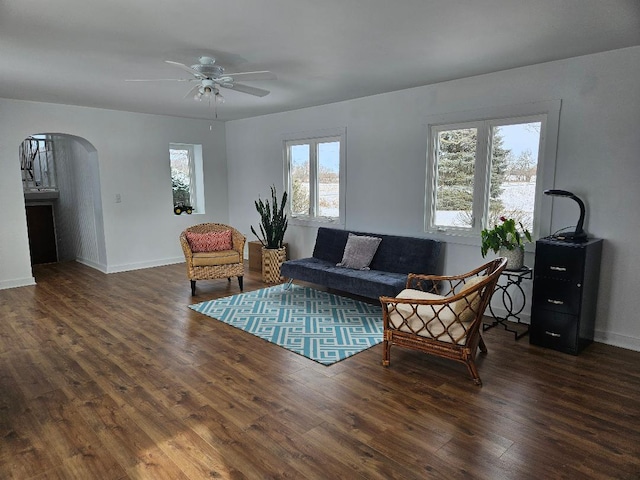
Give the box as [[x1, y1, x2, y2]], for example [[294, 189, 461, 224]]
[[483, 266, 532, 340]]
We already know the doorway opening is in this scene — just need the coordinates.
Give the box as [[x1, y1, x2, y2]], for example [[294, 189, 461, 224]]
[[20, 133, 106, 270]]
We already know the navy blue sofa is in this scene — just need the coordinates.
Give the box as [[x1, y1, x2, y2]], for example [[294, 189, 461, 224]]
[[280, 227, 443, 299]]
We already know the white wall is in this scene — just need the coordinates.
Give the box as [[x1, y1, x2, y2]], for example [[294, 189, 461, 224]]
[[226, 46, 640, 351], [0, 99, 228, 281], [48, 135, 95, 263]]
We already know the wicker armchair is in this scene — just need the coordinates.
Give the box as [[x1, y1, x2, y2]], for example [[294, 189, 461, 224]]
[[180, 223, 246, 296], [379, 257, 507, 386]]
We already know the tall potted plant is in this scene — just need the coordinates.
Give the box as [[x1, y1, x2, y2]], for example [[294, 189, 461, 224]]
[[251, 185, 288, 283], [481, 216, 532, 270]]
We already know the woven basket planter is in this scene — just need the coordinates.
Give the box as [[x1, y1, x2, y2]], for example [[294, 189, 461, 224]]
[[262, 246, 287, 283]]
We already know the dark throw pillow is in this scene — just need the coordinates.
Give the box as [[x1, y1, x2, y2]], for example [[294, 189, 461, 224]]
[[337, 233, 382, 270]]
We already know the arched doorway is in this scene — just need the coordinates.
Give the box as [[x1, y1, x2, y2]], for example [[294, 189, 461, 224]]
[[21, 133, 106, 269]]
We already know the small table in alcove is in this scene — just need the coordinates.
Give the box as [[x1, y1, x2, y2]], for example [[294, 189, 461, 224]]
[[483, 266, 532, 340]]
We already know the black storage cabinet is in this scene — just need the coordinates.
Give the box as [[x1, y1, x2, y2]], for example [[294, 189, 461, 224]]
[[530, 238, 603, 354]]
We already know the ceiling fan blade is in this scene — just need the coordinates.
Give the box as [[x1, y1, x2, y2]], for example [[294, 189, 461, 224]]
[[222, 83, 270, 97], [165, 60, 206, 78], [226, 71, 277, 82], [125, 78, 190, 82]]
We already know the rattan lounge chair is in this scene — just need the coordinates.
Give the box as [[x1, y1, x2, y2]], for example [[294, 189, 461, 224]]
[[379, 257, 507, 386], [180, 223, 246, 296]]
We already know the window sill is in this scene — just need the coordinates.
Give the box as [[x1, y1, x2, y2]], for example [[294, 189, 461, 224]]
[[289, 217, 344, 228], [174, 211, 205, 216], [427, 230, 536, 253]]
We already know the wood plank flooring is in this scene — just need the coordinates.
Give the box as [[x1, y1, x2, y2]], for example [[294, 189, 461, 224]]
[[1, 261, 639, 479]]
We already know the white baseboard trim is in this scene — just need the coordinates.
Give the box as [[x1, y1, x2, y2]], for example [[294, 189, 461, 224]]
[[0, 276, 36, 290], [76, 257, 108, 273], [594, 330, 640, 352], [106, 257, 184, 274], [488, 306, 640, 353]]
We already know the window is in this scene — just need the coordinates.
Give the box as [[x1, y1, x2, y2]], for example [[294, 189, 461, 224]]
[[284, 128, 345, 225], [425, 102, 560, 240], [169, 143, 204, 213], [20, 135, 57, 191]]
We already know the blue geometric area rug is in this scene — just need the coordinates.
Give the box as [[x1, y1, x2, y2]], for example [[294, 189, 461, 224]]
[[189, 284, 383, 365]]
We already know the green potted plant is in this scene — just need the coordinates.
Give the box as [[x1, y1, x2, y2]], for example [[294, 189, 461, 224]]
[[481, 216, 532, 269], [251, 185, 288, 282]]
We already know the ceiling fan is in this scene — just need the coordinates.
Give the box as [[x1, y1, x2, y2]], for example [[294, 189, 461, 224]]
[[127, 56, 276, 102]]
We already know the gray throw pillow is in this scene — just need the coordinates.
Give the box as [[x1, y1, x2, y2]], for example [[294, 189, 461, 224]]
[[337, 233, 382, 270]]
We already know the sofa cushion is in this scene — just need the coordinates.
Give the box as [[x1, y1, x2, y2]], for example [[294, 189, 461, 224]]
[[281, 258, 407, 299], [337, 233, 382, 270], [312, 228, 353, 263], [186, 230, 233, 253], [312, 227, 442, 276]]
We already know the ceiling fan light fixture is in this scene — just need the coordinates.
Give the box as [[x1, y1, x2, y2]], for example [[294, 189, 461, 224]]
[[148, 57, 274, 105]]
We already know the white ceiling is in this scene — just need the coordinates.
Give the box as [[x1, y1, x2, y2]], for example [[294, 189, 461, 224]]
[[1, 0, 639, 121]]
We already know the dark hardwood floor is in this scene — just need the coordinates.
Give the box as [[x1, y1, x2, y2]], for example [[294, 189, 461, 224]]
[[1, 261, 639, 479]]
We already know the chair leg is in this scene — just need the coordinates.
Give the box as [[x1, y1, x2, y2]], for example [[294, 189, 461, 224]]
[[479, 335, 488, 353], [190, 280, 196, 296], [382, 339, 391, 366], [466, 360, 483, 386], [238, 276, 243, 291]]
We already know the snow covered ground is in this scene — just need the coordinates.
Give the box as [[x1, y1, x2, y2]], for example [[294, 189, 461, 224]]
[[436, 181, 536, 228], [501, 182, 536, 212], [306, 181, 536, 225]]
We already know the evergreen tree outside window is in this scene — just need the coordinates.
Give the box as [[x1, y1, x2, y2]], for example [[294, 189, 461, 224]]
[[433, 127, 479, 228], [426, 115, 544, 237]]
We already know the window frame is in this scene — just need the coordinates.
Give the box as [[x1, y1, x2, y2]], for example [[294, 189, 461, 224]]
[[169, 142, 205, 214], [283, 127, 346, 227], [424, 100, 561, 245]]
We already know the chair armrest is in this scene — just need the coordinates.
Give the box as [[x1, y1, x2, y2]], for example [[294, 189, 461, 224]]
[[407, 259, 503, 296], [382, 275, 491, 308], [231, 230, 246, 257], [380, 294, 451, 306], [406, 272, 476, 296], [180, 234, 194, 260], [384, 267, 501, 313], [406, 273, 442, 294]]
